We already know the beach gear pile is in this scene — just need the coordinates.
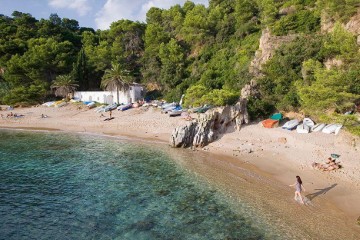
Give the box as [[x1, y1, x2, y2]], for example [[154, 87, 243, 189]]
[[312, 154, 342, 171]]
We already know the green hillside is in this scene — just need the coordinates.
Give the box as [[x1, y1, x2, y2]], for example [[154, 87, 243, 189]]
[[0, 0, 359, 134]]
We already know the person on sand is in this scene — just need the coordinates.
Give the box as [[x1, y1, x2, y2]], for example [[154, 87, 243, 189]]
[[109, 110, 112, 118], [289, 176, 306, 204]]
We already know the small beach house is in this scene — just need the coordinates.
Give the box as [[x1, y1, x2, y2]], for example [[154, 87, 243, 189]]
[[74, 83, 144, 104]]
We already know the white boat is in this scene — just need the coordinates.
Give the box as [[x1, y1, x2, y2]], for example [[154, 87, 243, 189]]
[[161, 102, 176, 109], [169, 109, 183, 117], [296, 123, 310, 133], [95, 105, 106, 112], [162, 105, 177, 114], [104, 103, 118, 112], [334, 125, 342, 135], [322, 124, 342, 134], [117, 103, 132, 111], [87, 102, 96, 109], [303, 118, 315, 128], [311, 123, 326, 132], [282, 119, 299, 130]]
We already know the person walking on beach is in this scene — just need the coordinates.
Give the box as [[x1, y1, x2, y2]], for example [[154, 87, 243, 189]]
[[109, 110, 112, 118], [289, 176, 306, 204]]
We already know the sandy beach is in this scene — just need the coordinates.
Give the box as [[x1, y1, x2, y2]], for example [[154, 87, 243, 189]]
[[1, 103, 360, 237]]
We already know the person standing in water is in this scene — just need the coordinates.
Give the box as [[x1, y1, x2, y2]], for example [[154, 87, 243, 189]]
[[289, 176, 306, 204]]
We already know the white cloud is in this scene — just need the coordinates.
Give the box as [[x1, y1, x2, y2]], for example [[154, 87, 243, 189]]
[[48, 0, 92, 16], [95, 0, 208, 30]]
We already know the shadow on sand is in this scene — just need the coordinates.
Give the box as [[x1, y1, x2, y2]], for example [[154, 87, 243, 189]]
[[306, 184, 338, 200]]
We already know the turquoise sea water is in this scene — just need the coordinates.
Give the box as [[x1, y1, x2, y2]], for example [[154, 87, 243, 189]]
[[0, 129, 272, 240]]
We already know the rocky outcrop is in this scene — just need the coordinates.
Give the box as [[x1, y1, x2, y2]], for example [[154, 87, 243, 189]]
[[279, 5, 296, 16], [345, 9, 360, 45], [249, 28, 297, 77], [345, 9, 360, 35], [321, 8, 360, 45], [321, 12, 335, 33], [170, 80, 257, 148], [324, 58, 343, 69]]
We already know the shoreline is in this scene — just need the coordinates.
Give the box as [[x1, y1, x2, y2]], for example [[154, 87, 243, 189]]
[[1, 104, 360, 235]]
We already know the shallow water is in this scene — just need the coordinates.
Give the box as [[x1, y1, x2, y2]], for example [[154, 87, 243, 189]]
[[0, 129, 272, 240], [1, 129, 359, 240]]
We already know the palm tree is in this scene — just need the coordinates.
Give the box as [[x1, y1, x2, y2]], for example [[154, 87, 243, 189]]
[[101, 63, 132, 104], [51, 74, 79, 99]]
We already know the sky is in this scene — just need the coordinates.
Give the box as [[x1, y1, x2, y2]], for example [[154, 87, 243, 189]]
[[0, 0, 209, 30]]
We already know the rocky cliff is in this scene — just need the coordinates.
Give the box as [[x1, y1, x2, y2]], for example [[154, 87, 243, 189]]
[[170, 80, 258, 148], [322, 9, 360, 45], [249, 28, 297, 77]]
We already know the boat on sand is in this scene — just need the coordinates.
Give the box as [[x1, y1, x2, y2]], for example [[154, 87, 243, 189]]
[[270, 113, 282, 121], [296, 118, 315, 133], [311, 123, 326, 132], [303, 118, 315, 128], [322, 124, 342, 135], [282, 119, 299, 130], [262, 119, 279, 128], [169, 109, 183, 117], [117, 103, 132, 111], [296, 123, 310, 133], [103, 103, 118, 112], [87, 102, 96, 109]]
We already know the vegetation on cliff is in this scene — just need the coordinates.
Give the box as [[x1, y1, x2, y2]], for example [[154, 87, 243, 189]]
[[0, 1, 359, 134]]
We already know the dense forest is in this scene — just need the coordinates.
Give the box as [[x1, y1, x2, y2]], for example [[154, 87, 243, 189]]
[[0, 0, 359, 134]]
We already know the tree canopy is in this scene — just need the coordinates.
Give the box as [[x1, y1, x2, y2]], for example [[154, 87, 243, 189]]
[[0, 1, 360, 134]]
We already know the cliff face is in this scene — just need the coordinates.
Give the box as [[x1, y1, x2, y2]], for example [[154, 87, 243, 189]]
[[345, 10, 360, 44], [345, 10, 360, 35], [249, 28, 296, 77], [322, 9, 360, 44]]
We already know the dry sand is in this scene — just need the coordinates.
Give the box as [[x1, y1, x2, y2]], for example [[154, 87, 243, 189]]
[[1, 103, 360, 237]]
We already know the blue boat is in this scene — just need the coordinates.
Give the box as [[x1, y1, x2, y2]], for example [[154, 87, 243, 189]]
[[117, 103, 132, 111]]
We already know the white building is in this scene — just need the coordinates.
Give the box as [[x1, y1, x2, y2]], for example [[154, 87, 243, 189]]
[[74, 84, 144, 104]]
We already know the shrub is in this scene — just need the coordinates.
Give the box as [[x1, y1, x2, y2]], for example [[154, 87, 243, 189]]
[[183, 84, 209, 107], [2, 83, 47, 105], [200, 89, 239, 106], [247, 96, 275, 121], [272, 10, 320, 36]]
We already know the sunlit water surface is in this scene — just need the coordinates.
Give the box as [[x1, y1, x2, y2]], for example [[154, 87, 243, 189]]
[[0, 129, 296, 239]]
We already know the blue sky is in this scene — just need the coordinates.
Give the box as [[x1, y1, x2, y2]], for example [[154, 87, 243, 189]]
[[0, 0, 209, 30]]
